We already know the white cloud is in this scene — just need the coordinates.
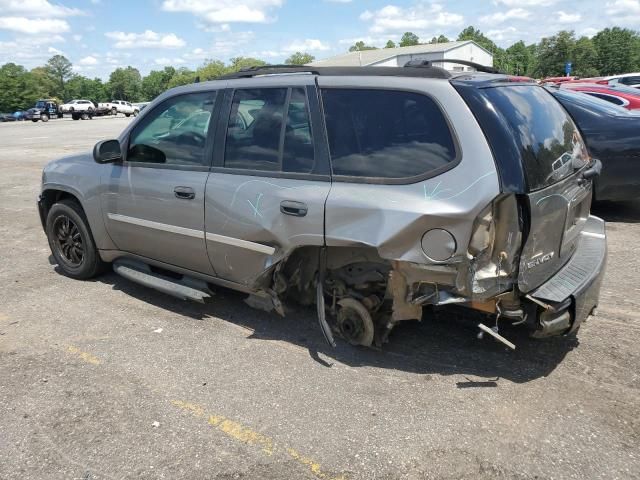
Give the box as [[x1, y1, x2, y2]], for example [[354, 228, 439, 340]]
[[486, 27, 518, 42], [154, 57, 186, 65], [105, 30, 186, 49], [557, 11, 581, 23], [494, 0, 557, 5], [480, 8, 531, 24], [283, 39, 330, 52], [360, 3, 464, 35], [606, 0, 640, 24], [78, 55, 98, 65], [0, 0, 84, 17], [0, 16, 69, 34], [72, 34, 82, 42], [162, 0, 283, 24]]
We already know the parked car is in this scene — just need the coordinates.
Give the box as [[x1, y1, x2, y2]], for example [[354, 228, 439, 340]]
[[24, 99, 64, 122], [598, 72, 640, 89], [59, 99, 95, 114], [38, 63, 606, 349], [98, 100, 139, 117], [0, 113, 16, 122], [541, 76, 580, 85], [549, 87, 640, 202], [561, 82, 640, 110], [133, 102, 150, 111]]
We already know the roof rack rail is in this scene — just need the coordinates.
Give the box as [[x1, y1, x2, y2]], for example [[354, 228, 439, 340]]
[[219, 64, 452, 80], [404, 59, 502, 74], [220, 64, 319, 79]]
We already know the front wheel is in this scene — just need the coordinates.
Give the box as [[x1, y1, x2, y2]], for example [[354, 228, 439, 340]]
[[111, 107, 117, 116], [125, 113, 131, 117], [46, 200, 106, 280], [41, 114, 49, 122], [31, 119, 38, 122], [81, 112, 89, 120]]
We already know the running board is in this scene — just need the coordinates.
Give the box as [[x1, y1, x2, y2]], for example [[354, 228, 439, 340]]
[[113, 260, 212, 303]]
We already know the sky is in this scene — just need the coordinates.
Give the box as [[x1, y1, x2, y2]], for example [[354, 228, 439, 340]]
[[0, 0, 638, 79]]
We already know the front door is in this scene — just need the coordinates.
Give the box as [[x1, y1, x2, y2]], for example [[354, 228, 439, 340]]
[[102, 90, 218, 275], [204, 82, 331, 286]]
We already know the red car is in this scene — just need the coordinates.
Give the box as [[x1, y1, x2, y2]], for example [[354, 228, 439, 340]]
[[560, 82, 640, 110]]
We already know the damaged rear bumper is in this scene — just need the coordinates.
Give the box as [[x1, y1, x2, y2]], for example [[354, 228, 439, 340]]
[[529, 215, 607, 337]]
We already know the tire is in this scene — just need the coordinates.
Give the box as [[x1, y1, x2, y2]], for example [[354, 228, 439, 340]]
[[125, 113, 131, 117], [111, 107, 117, 116], [46, 199, 107, 280], [41, 114, 49, 122], [81, 112, 89, 120], [133, 109, 139, 117], [31, 119, 38, 122], [72, 114, 80, 120], [57, 113, 63, 118]]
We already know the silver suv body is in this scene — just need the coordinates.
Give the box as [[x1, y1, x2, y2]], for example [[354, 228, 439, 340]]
[[38, 65, 607, 348]]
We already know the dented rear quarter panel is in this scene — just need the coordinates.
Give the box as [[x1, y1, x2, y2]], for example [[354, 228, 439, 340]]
[[317, 76, 501, 266]]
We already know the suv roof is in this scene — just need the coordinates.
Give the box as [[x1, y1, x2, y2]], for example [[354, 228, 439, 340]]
[[219, 60, 504, 81]]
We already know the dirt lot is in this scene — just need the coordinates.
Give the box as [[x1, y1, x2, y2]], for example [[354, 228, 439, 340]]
[[0, 117, 638, 480]]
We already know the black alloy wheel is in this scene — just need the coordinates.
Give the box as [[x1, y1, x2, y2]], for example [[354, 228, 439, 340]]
[[52, 214, 84, 267]]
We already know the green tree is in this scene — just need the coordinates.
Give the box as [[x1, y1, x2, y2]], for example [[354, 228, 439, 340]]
[[429, 35, 450, 44], [573, 37, 599, 77], [400, 32, 420, 47], [285, 52, 315, 65], [532, 30, 576, 77], [457, 26, 499, 53], [166, 67, 197, 88], [197, 60, 226, 80], [228, 57, 267, 72], [45, 55, 73, 99], [107, 66, 142, 101], [141, 66, 176, 100], [0, 63, 28, 111], [384, 40, 396, 49], [505, 41, 534, 75], [348, 41, 377, 52], [66, 75, 106, 102], [593, 27, 640, 75]]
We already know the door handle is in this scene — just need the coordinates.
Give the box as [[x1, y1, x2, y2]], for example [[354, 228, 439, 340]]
[[280, 200, 308, 217], [174, 186, 195, 200]]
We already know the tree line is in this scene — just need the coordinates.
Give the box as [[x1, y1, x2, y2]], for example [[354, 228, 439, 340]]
[[0, 52, 311, 113], [348, 26, 640, 78], [1, 25, 639, 113]]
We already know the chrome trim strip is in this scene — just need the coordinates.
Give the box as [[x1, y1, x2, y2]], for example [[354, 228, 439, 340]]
[[107, 213, 204, 239], [205, 232, 275, 256], [581, 231, 606, 239]]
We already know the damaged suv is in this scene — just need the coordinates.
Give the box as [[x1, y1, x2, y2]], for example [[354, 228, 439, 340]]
[[38, 62, 607, 349]]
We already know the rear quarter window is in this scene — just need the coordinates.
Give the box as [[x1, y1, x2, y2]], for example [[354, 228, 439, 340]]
[[321, 88, 457, 180]]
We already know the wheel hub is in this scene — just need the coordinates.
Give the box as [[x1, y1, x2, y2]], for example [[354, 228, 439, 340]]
[[53, 215, 84, 266]]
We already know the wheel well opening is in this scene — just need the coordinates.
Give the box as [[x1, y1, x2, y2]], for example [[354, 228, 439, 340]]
[[41, 190, 81, 218]]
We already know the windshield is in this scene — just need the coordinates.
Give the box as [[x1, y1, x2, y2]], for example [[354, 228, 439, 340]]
[[35, 101, 46, 108], [550, 88, 632, 115]]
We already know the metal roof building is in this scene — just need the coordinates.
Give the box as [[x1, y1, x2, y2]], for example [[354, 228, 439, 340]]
[[310, 40, 493, 72]]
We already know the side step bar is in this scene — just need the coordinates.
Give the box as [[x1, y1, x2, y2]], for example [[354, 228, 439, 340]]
[[113, 260, 212, 303]]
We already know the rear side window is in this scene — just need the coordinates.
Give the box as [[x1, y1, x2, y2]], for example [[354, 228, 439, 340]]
[[224, 87, 315, 174], [586, 92, 625, 106], [474, 86, 588, 190], [321, 89, 457, 179]]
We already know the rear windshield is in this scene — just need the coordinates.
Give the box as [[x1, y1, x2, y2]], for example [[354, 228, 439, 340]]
[[472, 85, 588, 190]]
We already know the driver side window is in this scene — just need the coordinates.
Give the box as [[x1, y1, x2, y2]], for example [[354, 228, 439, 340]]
[[128, 91, 216, 166]]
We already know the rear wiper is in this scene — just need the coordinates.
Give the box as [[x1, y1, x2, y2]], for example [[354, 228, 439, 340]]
[[582, 158, 602, 180]]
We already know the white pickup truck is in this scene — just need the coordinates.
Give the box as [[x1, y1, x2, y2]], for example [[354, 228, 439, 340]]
[[98, 100, 139, 117]]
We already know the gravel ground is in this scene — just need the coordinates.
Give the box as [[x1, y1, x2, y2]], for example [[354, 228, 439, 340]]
[[0, 117, 638, 480]]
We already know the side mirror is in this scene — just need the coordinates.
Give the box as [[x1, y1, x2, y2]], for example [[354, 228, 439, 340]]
[[93, 139, 122, 164]]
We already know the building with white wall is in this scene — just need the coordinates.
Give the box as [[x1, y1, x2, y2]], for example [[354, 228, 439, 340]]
[[310, 41, 493, 71]]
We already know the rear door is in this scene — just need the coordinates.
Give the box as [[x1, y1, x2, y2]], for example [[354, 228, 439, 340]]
[[459, 84, 592, 292], [204, 77, 331, 286], [101, 90, 218, 275]]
